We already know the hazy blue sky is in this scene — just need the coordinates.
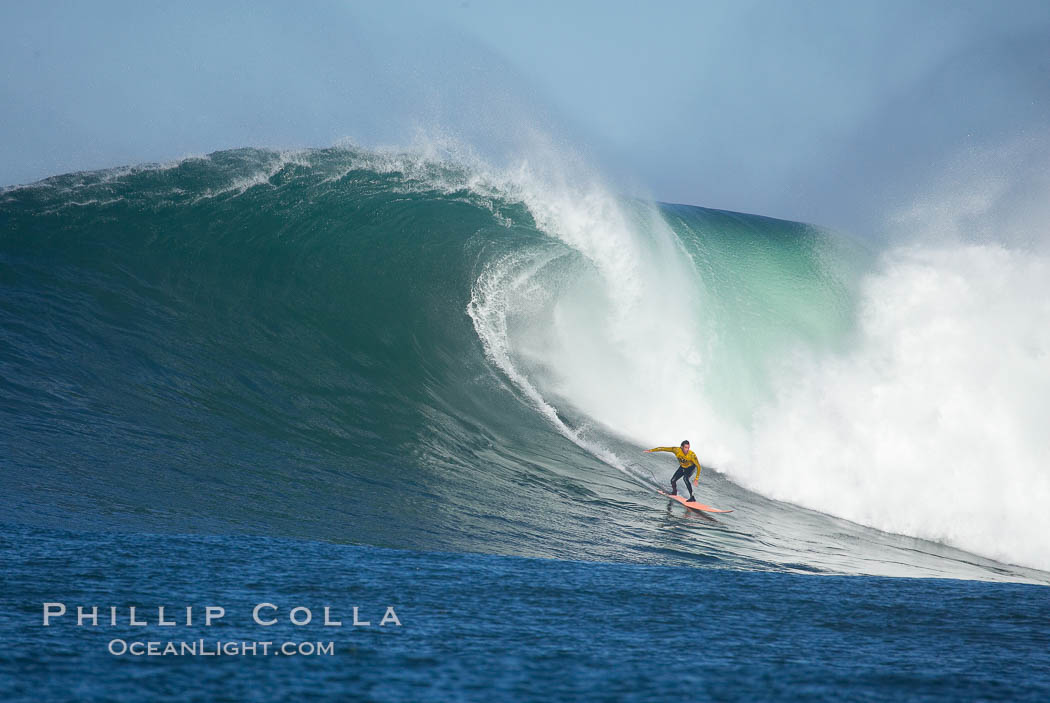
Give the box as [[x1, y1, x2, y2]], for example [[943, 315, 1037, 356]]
[[3, 1, 1048, 229]]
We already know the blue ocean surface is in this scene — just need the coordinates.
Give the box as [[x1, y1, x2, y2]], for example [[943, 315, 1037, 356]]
[[2, 147, 1048, 700], [2, 522, 1049, 703]]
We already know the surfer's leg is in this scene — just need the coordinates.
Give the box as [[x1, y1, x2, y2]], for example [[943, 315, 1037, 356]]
[[670, 466, 685, 495]]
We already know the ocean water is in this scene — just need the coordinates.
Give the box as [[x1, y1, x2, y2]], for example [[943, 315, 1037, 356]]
[[3, 523, 1049, 702], [1, 146, 1048, 700]]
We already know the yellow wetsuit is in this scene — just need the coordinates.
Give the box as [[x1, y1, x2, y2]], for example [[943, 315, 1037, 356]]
[[649, 446, 702, 481]]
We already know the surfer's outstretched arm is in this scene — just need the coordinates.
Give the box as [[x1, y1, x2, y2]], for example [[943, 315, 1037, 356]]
[[646, 447, 675, 453]]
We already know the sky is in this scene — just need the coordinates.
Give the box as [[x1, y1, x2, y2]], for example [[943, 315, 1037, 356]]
[[2, 0, 1048, 231]]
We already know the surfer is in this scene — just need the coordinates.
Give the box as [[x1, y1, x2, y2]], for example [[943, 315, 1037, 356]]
[[646, 441, 702, 501]]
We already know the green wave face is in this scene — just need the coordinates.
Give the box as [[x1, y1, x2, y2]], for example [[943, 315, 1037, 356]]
[[2, 148, 553, 552]]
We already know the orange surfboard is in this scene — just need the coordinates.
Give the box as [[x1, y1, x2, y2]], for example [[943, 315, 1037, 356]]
[[659, 490, 733, 513]]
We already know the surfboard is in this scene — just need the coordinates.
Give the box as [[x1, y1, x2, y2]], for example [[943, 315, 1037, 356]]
[[658, 490, 733, 513]]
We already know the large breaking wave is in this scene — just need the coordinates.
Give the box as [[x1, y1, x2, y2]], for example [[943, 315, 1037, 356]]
[[1, 144, 1046, 580]]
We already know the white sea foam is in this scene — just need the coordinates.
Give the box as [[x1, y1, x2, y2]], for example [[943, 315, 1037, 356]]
[[739, 138, 1050, 571], [747, 243, 1050, 571]]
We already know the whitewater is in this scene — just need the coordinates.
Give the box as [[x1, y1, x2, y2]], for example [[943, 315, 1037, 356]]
[[1, 142, 1047, 581], [452, 140, 1050, 574]]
